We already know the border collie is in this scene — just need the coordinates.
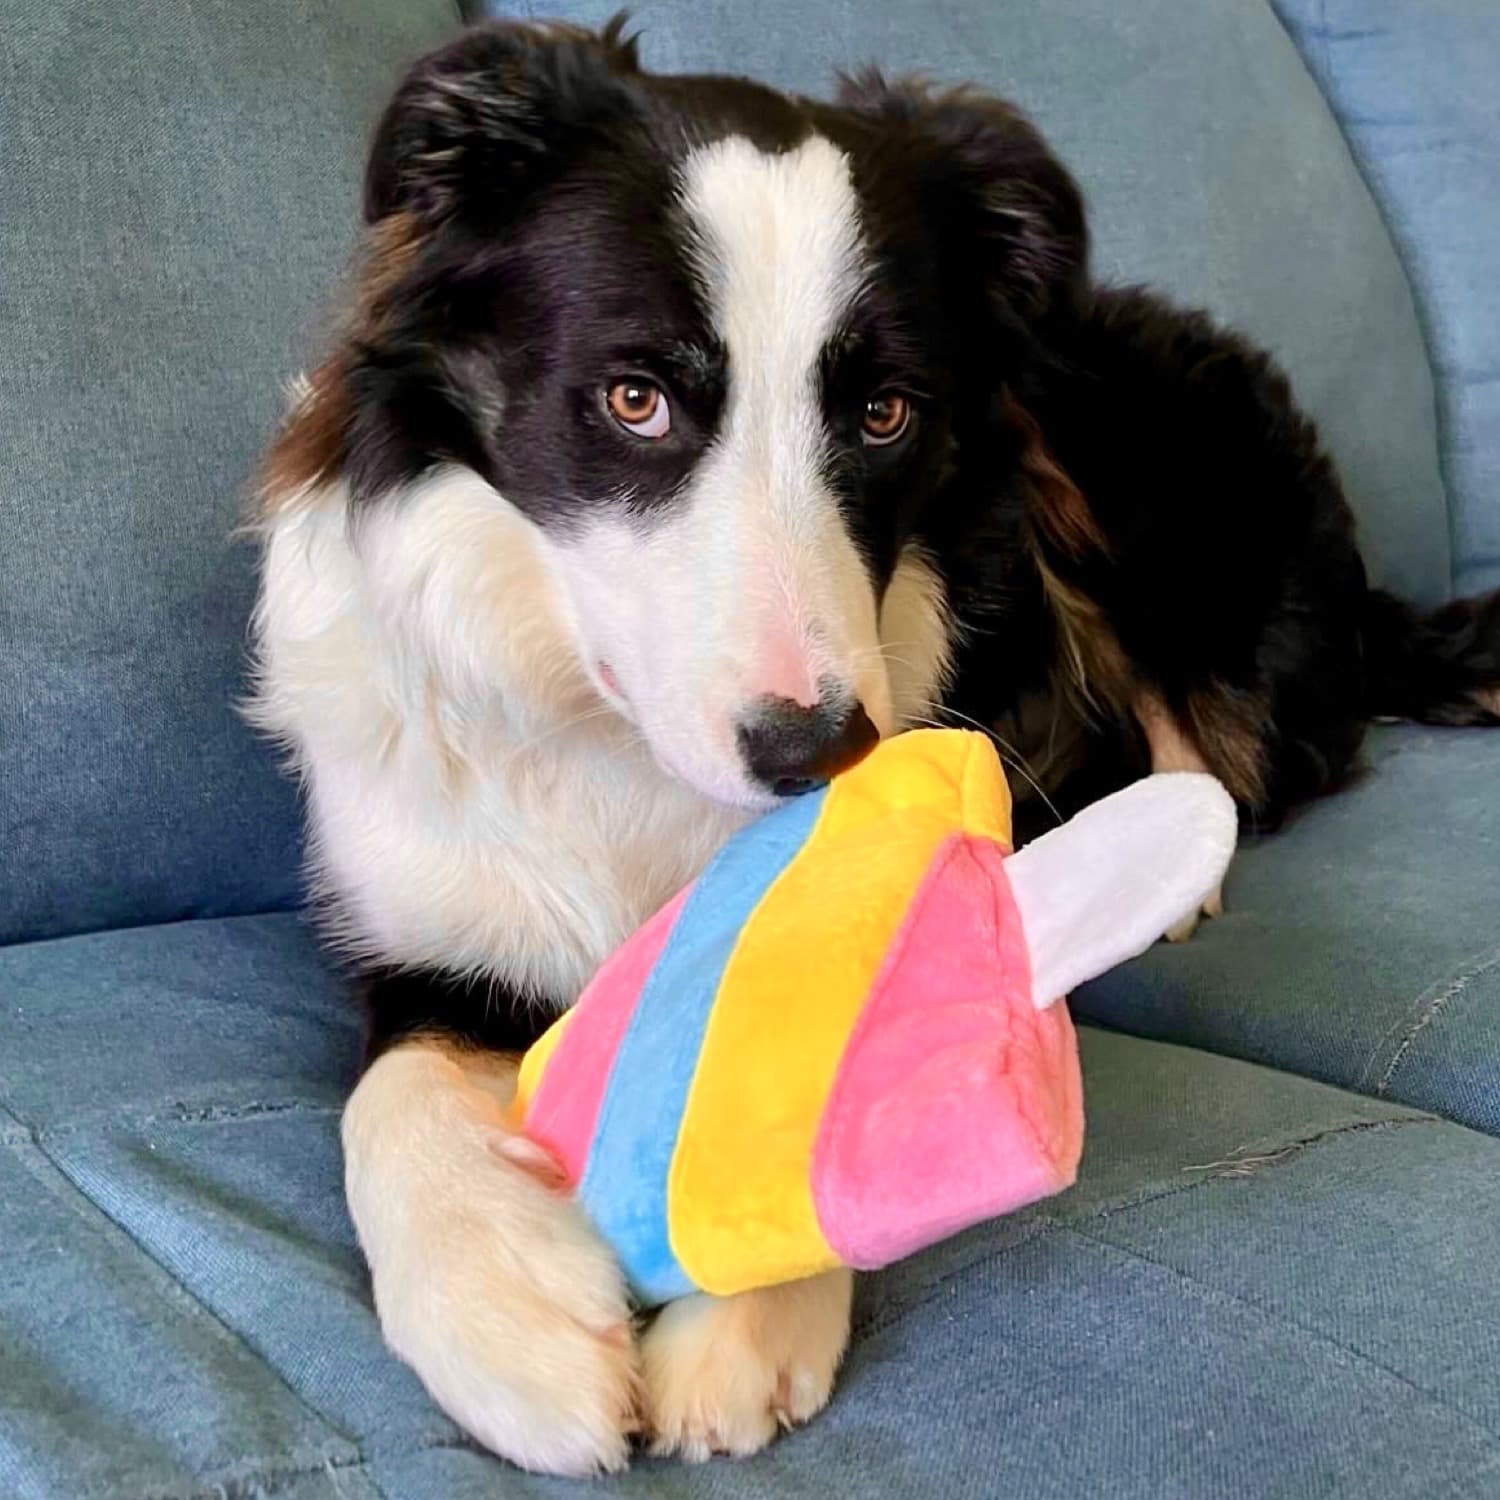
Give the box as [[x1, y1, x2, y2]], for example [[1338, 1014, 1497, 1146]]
[[249, 17, 1500, 1475]]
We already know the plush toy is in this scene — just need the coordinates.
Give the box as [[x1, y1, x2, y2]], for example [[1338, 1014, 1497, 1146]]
[[512, 729, 1234, 1307]]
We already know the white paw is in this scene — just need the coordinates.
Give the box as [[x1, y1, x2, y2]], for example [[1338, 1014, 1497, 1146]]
[[1165, 880, 1224, 943], [641, 1269, 852, 1461], [343, 1044, 639, 1476]]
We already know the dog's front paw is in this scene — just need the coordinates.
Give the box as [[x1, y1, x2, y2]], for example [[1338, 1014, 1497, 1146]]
[[344, 1044, 639, 1476], [1165, 880, 1225, 943], [640, 1268, 852, 1461], [378, 1183, 640, 1475]]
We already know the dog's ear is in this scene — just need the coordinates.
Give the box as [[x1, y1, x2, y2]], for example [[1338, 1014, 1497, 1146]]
[[836, 72, 1088, 319], [364, 16, 642, 226]]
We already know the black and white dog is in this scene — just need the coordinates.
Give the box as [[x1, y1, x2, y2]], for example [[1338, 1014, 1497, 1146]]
[[250, 18, 1500, 1475]]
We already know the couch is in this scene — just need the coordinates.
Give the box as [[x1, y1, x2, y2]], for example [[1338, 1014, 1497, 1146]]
[[3, 2, 1497, 1496]]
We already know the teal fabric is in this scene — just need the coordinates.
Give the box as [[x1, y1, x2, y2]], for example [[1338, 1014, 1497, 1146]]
[[1272, 0, 1500, 595], [1073, 726, 1500, 1137], [0, 0, 460, 946], [5, 917, 1500, 1498]]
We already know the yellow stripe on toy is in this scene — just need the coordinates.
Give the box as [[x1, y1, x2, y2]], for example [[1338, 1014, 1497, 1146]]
[[669, 732, 1011, 1294]]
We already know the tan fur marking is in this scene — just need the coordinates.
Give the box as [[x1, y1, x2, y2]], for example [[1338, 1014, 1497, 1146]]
[[1183, 686, 1268, 808], [1005, 392, 1133, 724], [1135, 691, 1211, 776], [257, 356, 354, 510], [1006, 392, 1107, 562], [994, 685, 1090, 803], [1135, 690, 1240, 941], [1032, 552, 1136, 720], [255, 213, 426, 517], [1136, 686, 1265, 807]]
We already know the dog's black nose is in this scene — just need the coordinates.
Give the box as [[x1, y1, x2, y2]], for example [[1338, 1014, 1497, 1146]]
[[736, 696, 880, 797]]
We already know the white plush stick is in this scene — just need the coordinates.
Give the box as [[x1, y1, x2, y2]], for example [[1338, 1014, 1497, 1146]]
[[1005, 772, 1238, 1009]]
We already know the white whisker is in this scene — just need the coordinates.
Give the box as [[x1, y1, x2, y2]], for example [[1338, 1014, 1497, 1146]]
[[903, 709, 1064, 829]]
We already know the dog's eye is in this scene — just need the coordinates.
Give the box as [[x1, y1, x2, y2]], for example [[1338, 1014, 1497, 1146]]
[[605, 380, 671, 439], [862, 393, 912, 447]]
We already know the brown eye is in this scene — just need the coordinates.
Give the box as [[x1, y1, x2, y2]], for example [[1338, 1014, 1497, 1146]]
[[606, 380, 671, 439], [862, 392, 911, 446]]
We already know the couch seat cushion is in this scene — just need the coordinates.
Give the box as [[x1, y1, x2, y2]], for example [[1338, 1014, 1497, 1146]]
[[4, 914, 1500, 1497]]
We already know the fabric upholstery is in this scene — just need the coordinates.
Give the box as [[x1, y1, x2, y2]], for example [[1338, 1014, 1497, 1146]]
[[1272, 0, 1500, 595], [5, 914, 1500, 1498], [0, 0, 460, 946]]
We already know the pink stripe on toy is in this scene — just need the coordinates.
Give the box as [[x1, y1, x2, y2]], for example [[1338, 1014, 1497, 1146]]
[[524, 884, 692, 1183], [811, 835, 1083, 1269]]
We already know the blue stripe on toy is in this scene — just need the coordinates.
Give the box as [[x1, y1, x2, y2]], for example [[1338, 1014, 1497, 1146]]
[[578, 786, 828, 1305]]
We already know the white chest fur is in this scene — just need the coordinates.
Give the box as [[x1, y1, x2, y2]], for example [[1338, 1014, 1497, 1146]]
[[250, 470, 749, 1005]]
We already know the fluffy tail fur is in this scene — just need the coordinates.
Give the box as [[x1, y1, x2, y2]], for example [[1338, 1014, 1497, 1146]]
[[1361, 588, 1500, 726]]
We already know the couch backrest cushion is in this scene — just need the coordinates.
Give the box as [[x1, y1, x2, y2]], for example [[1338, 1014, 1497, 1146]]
[[0, 0, 460, 945], [1271, 0, 1499, 597]]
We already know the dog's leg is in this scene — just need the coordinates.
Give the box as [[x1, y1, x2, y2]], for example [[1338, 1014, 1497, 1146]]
[[640, 1267, 854, 1461], [1135, 690, 1232, 941], [342, 1039, 639, 1475]]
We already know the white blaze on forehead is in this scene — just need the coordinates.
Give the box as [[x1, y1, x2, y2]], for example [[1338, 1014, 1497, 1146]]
[[677, 133, 867, 398], [666, 135, 883, 721]]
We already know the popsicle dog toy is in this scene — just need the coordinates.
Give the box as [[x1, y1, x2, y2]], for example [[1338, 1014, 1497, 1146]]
[[513, 729, 1235, 1306]]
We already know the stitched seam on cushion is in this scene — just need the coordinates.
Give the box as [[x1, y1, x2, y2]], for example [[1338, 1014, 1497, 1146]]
[[1174, 1114, 1430, 1174], [853, 1112, 1437, 1340], [130, 1431, 493, 1500], [134, 1449, 380, 1500], [0, 1098, 378, 1475], [2, 909, 321, 954], [1369, 944, 1500, 1098], [1057, 1218, 1500, 1445], [27, 1099, 344, 1141]]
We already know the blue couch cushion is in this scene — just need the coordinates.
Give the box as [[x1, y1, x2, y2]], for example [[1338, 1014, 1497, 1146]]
[[1075, 726, 1500, 1136], [0, 0, 460, 947], [1272, 0, 1500, 596], [5, 913, 1500, 1498]]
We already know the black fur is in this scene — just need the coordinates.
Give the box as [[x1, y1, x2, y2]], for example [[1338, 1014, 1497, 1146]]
[[359, 963, 553, 1058], [328, 20, 1500, 1048]]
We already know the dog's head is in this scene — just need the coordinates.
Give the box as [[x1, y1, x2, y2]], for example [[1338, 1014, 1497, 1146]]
[[308, 18, 1086, 807]]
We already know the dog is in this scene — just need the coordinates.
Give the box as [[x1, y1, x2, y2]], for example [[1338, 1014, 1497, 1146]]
[[248, 17, 1500, 1475]]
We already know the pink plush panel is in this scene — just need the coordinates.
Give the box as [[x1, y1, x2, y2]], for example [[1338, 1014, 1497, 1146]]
[[812, 836, 1083, 1269], [524, 884, 692, 1184]]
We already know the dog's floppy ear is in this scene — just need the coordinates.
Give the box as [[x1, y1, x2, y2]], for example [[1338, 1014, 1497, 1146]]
[[364, 16, 642, 226], [837, 72, 1088, 318]]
